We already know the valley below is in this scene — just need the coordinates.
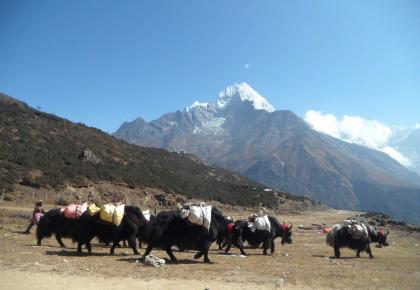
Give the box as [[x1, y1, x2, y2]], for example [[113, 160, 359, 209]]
[[1, 200, 419, 290]]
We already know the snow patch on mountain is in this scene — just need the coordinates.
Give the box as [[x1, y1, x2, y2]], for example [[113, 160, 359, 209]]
[[217, 82, 275, 112], [185, 101, 212, 112], [184, 83, 276, 114], [193, 118, 226, 135]]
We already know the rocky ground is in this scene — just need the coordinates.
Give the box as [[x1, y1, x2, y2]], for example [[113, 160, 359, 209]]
[[0, 200, 419, 290]]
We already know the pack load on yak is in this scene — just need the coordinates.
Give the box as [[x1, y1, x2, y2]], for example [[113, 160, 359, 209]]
[[142, 209, 151, 222], [179, 202, 212, 230], [343, 219, 369, 241], [248, 212, 271, 233], [61, 202, 88, 219], [87, 204, 100, 216], [99, 203, 125, 226]]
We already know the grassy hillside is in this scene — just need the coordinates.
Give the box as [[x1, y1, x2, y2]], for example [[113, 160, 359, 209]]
[[0, 93, 285, 207]]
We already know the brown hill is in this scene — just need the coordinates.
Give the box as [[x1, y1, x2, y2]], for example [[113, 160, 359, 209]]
[[0, 93, 317, 209]]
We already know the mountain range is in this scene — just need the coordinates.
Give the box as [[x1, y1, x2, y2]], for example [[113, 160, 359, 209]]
[[390, 126, 420, 176], [1, 92, 306, 209], [114, 83, 420, 223]]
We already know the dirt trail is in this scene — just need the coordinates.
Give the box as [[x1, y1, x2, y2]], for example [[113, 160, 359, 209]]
[[1, 202, 419, 290], [0, 270, 321, 290]]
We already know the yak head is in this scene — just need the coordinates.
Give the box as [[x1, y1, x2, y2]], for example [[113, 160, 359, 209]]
[[375, 229, 389, 247], [229, 219, 249, 248], [281, 222, 293, 245]]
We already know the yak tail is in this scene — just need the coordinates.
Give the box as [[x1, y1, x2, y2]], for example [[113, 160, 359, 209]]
[[326, 230, 335, 247]]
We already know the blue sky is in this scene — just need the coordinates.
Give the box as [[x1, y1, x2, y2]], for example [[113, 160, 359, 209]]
[[1, 0, 419, 133]]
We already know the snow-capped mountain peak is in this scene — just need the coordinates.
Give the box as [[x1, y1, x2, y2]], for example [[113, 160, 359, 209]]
[[185, 101, 211, 112], [217, 82, 276, 112]]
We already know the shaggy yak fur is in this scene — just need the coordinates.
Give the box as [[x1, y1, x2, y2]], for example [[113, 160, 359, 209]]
[[326, 224, 389, 258], [36, 208, 79, 247], [143, 207, 230, 263], [225, 217, 293, 256], [75, 205, 148, 255]]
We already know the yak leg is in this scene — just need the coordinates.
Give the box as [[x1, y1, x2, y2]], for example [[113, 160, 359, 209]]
[[235, 238, 247, 256], [356, 247, 362, 258], [217, 237, 223, 250], [194, 251, 204, 259], [86, 241, 92, 253], [143, 243, 153, 257], [202, 241, 212, 263], [110, 240, 119, 255], [224, 240, 232, 254], [270, 238, 275, 254], [366, 245, 374, 259], [55, 235, 66, 248], [84, 236, 94, 253], [128, 235, 140, 255], [77, 242, 83, 253], [165, 247, 178, 263], [263, 238, 271, 255], [334, 246, 341, 258], [37, 237, 42, 246]]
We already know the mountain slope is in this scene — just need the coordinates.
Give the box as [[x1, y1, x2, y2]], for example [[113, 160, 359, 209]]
[[114, 83, 420, 223], [390, 126, 420, 175], [0, 92, 304, 208]]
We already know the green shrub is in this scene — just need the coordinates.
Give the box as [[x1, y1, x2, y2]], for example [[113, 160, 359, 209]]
[[55, 195, 71, 206], [3, 194, 14, 201]]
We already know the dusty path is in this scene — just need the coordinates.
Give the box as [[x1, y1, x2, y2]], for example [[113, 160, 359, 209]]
[[0, 270, 321, 290], [1, 202, 419, 289]]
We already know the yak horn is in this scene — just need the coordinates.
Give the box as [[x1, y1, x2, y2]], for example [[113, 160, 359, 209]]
[[289, 223, 293, 230]]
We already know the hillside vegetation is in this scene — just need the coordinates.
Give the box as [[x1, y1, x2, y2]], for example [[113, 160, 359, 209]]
[[0, 93, 290, 207]]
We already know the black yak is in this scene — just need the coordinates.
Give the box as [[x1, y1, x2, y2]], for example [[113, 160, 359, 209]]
[[136, 214, 156, 249], [143, 207, 230, 263], [36, 208, 79, 247], [326, 223, 389, 258], [76, 205, 148, 255], [225, 217, 292, 255], [217, 216, 234, 250]]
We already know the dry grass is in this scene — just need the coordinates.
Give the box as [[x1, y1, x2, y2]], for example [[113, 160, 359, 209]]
[[0, 202, 419, 289]]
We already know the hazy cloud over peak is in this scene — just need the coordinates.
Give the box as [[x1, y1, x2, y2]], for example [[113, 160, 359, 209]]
[[304, 110, 412, 167]]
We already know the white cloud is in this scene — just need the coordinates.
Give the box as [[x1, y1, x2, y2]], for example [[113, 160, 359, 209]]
[[382, 146, 412, 167], [304, 110, 412, 167], [244, 64, 250, 69], [304, 110, 340, 138]]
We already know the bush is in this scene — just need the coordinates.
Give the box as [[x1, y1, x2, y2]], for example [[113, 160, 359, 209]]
[[12, 212, 31, 220], [55, 195, 71, 206], [3, 194, 14, 201]]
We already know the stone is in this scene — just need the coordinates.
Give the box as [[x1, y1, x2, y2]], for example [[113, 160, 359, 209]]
[[144, 254, 165, 268], [274, 278, 285, 288], [79, 148, 101, 165]]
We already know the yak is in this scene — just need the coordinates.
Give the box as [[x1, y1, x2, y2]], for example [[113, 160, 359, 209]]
[[76, 205, 148, 255], [36, 208, 79, 248], [143, 207, 230, 263], [225, 217, 293, 256], [216, 216, 234, 250], [326, 223, 389, 258], [136, 214, 156, 249]]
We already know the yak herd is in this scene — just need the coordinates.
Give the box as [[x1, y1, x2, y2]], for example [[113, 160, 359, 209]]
[[35, 203, 389, 264]]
